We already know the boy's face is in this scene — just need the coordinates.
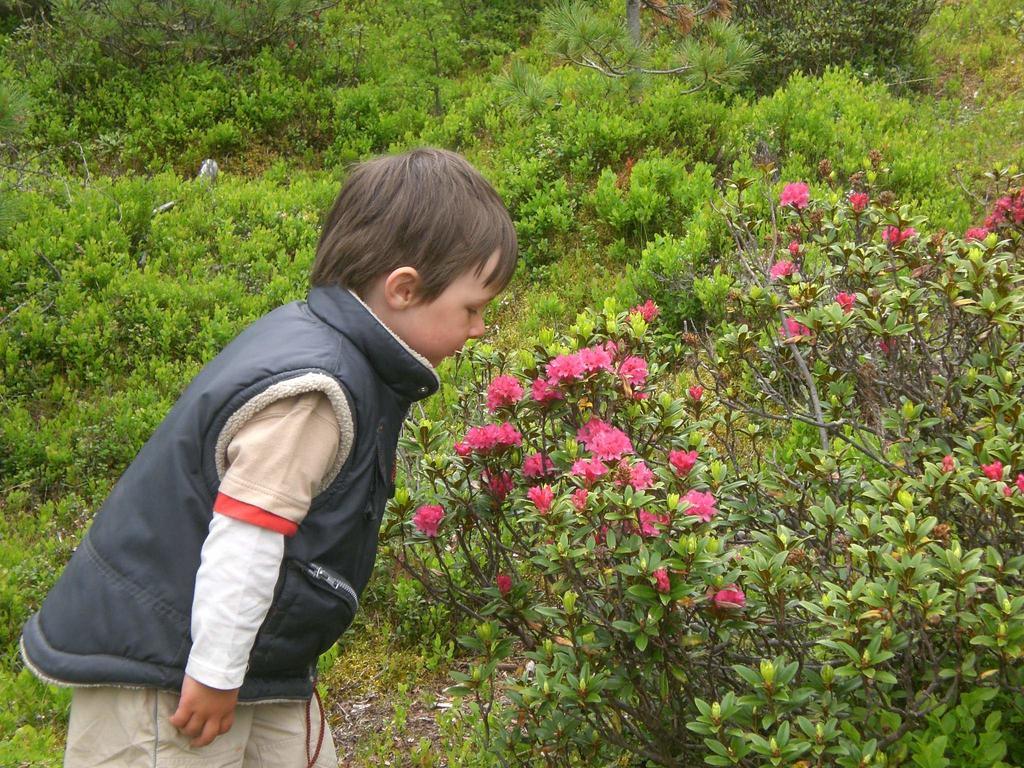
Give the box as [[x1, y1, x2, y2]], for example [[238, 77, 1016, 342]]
[[367, 250, 503, 368]]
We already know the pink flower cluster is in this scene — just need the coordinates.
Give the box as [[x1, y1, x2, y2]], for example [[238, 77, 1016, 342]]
[[779, 316, 811, 339], [964, 227, 989, 242], [849, 192, 869, 213], [458, 422, 522, 455], [681, 490, 718, 522], [1000, 474, 1024, 497], [546, 346, 614, 385], [571, 488, 589, 511], [669, 449, 698, 475], [483, 469, 514, 501], [639, 510, 670, 537], [653, 568, 671, 594], [577, 418, 634, 460], [486, 375, 523, 412], [528, 484, 555, 513], [531, 377, 563, 404], [545, 353, 586, 384], [711, 585, 745, 609], [779, 182, 810, 210], [496, 574, 512, 597], [984, 192, 1024, 229], [982, 460, 1003, 481], [523, 452, 556, 479], [571, 457, 608, 485], [630, 299, 660, 322], [882, 226, 917, 247], [619, 356, 648, 388], [836, 292, 855, 313], [412, 504, 445, 537], [688, 386, 703, 402], [769, 260, 796, 281], [614, 459, 655, 491]]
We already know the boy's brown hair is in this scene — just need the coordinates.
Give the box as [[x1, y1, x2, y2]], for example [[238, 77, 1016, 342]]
[[312, 148, 518, 302]]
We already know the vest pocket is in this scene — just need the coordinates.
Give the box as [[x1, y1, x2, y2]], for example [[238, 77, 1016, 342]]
[[247, 559, 358, 675]]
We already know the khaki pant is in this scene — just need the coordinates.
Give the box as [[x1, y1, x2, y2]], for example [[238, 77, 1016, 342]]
[[64, 687, 338, 768]]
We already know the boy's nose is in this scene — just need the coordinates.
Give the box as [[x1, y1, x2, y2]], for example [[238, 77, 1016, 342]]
[[469, 317, 486, 339]]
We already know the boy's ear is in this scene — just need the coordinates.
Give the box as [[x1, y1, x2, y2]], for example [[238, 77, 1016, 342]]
[[381, 267, 423, 308]]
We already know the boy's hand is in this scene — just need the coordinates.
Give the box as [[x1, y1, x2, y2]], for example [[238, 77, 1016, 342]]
[[169, 674, 240, 747]]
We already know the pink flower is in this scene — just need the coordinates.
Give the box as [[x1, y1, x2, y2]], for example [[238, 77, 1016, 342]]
[[882, 226, 917, 247], [788, 240, 801, 257], [878, 338, 891, 355], [577, 417, 612, 446], [630, 299, 660, 322], [483, 470, 514, 501], [653, 568, 671, 594], [836, 292, 856, 313], [941, 454, 955, 473], [780, 316, 811, 339], [1003, 485, 1014, 497], [588, 426, 634, 461], [571, 458, 608, 486], [711, 585, 745, 609], [462, 423, 523, 454], [779, 182, 810, 209], [985, 196, 1015, 228], [578, 345, 614, 374], [982, 460, 1004, 481], [964, 227, 989, 242], [528, 484, 555, 513], [682, 490, 718, 522], [412, 505, 444, 537], [546, 353, 586, 385], [571, 488, 589, 511], [688, 386, 703, 402], [523, 452, 556, 479], [626, 460, 655, 491], [770, 260, 796, 281], [486, 375, 523, 412], [669, 449, 698, 476], [454, 441, 472, 457], [531, 377, 563, 404], [849, 192, 869, 213], [638, 509, 670, 537], [496, 574, 512, 597], [1017, 474, 1024, 495], [577, 418, 633, 460], [619, 356, 648, 388]]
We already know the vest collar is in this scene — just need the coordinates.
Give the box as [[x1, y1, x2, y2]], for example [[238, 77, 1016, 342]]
[[307, 286, 440, 402]]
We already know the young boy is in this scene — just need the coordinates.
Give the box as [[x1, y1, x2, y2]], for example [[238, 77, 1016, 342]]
[[20, 148, 518, 767]]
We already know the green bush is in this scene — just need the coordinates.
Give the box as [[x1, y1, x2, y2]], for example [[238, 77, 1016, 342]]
[[733, 0, 938, 91], [724, 69, 975, 229], [389, 175, 1024, 765], [627, 205, 732, 330], [50, 0, 330, 66], [590, 156, 715, 244]]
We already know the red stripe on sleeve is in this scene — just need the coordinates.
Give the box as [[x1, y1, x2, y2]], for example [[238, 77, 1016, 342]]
[[213, 493, 299, 537]]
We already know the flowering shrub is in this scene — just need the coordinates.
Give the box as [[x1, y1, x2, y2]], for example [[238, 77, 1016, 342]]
[[387, 168, 1024, 765]]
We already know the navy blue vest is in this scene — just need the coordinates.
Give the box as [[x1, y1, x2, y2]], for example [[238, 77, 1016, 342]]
[[20, 287, 438, 701]]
